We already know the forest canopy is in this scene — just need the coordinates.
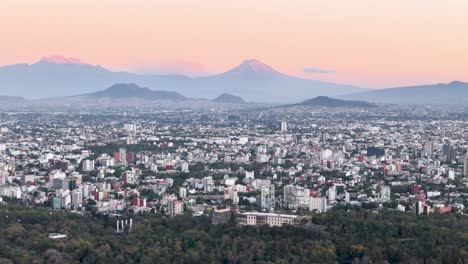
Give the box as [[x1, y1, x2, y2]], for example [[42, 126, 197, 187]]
[[0, 205, 466, 263]]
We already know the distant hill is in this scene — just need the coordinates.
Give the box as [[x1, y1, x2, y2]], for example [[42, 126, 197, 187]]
[[212, 93, 245, 104], [0, 56, 361, 102], [83, 83, 186, 101], [37, 83, 261, 110], [342, 81, 468, 105], [280, 96, 375, 108], [0, 95, 25, 102]]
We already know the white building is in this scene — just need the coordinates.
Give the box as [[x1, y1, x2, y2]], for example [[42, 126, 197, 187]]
[[239, 212, 297, 227], [119, 148, 127, 165], [328, 186, 337, 202], [71, 190, 83, 208], [280, 121, 288, 132], [123, 171, 137, 184], [309, 197, 327, 213], [179, 187, 187, 199], [82, 160, 95, 172], [224, 186, 239, 205], [181, 162, 189, 173], [150, 164, 158, 172], [124, 123, 137, 133], [245, 171, 255, 180]]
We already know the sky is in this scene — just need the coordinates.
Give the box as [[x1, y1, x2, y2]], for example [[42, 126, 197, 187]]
[[1, 0, 467, 88]]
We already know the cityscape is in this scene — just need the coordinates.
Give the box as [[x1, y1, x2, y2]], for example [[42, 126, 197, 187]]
[[1, 0, 468, 263], [0, 103, 466, 262]]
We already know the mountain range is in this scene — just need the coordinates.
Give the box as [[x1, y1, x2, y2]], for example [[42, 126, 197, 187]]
[[0, 56, 467, 105], [0, 56, 360, 103], [341, 81, 468, 105]]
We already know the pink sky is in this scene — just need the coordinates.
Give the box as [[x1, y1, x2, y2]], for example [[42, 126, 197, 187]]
[[1, 0, 467, 88]]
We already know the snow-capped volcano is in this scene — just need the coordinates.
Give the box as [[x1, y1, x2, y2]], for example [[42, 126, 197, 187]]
[[220, 59, 282, 79], [38, 55, 84, 65]]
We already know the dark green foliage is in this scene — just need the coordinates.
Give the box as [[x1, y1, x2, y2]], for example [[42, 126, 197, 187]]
[[0, 205, 466, 263]]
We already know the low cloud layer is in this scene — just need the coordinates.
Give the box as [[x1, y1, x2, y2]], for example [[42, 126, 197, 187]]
[[304, 67, 335, 74]]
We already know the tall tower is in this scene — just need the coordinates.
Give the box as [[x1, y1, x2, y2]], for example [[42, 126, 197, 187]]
[[119, 148, 127, 165], [280, 121, 288, 132], [464, 153, 468, 177]]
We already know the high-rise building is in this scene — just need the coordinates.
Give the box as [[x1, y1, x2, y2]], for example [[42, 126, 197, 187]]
[[123, 171, 136, 184], [167, 200, 184, 217], [320, 131, 328, 143], [53, 178, 74, 191], [71, 190, 83, 208], [280, 121, 288, 132], [119, 148, 127, 165], [443, 144, 456, 162], [260, 185, 275, 210], [424, 141, 434, 156], [464, 153, 468, 177], [283, 185, 310, 209], [367, 146, 385, 157]]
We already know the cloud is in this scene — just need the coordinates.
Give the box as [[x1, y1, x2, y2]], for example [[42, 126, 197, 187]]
[[304, 67, 335, 74]]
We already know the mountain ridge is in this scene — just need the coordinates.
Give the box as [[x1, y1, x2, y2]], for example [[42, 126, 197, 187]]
[[0, 56, 362, 102], [342, 81, 468, 105]]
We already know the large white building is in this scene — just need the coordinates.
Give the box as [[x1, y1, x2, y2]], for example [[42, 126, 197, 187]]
[[238, 212, 298, 227]]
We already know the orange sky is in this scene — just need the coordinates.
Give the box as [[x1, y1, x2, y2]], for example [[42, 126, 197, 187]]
[[1, 0, 467, 88]]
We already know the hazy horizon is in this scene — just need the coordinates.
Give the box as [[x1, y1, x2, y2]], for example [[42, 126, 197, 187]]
[[1, 55, 467, 91]]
